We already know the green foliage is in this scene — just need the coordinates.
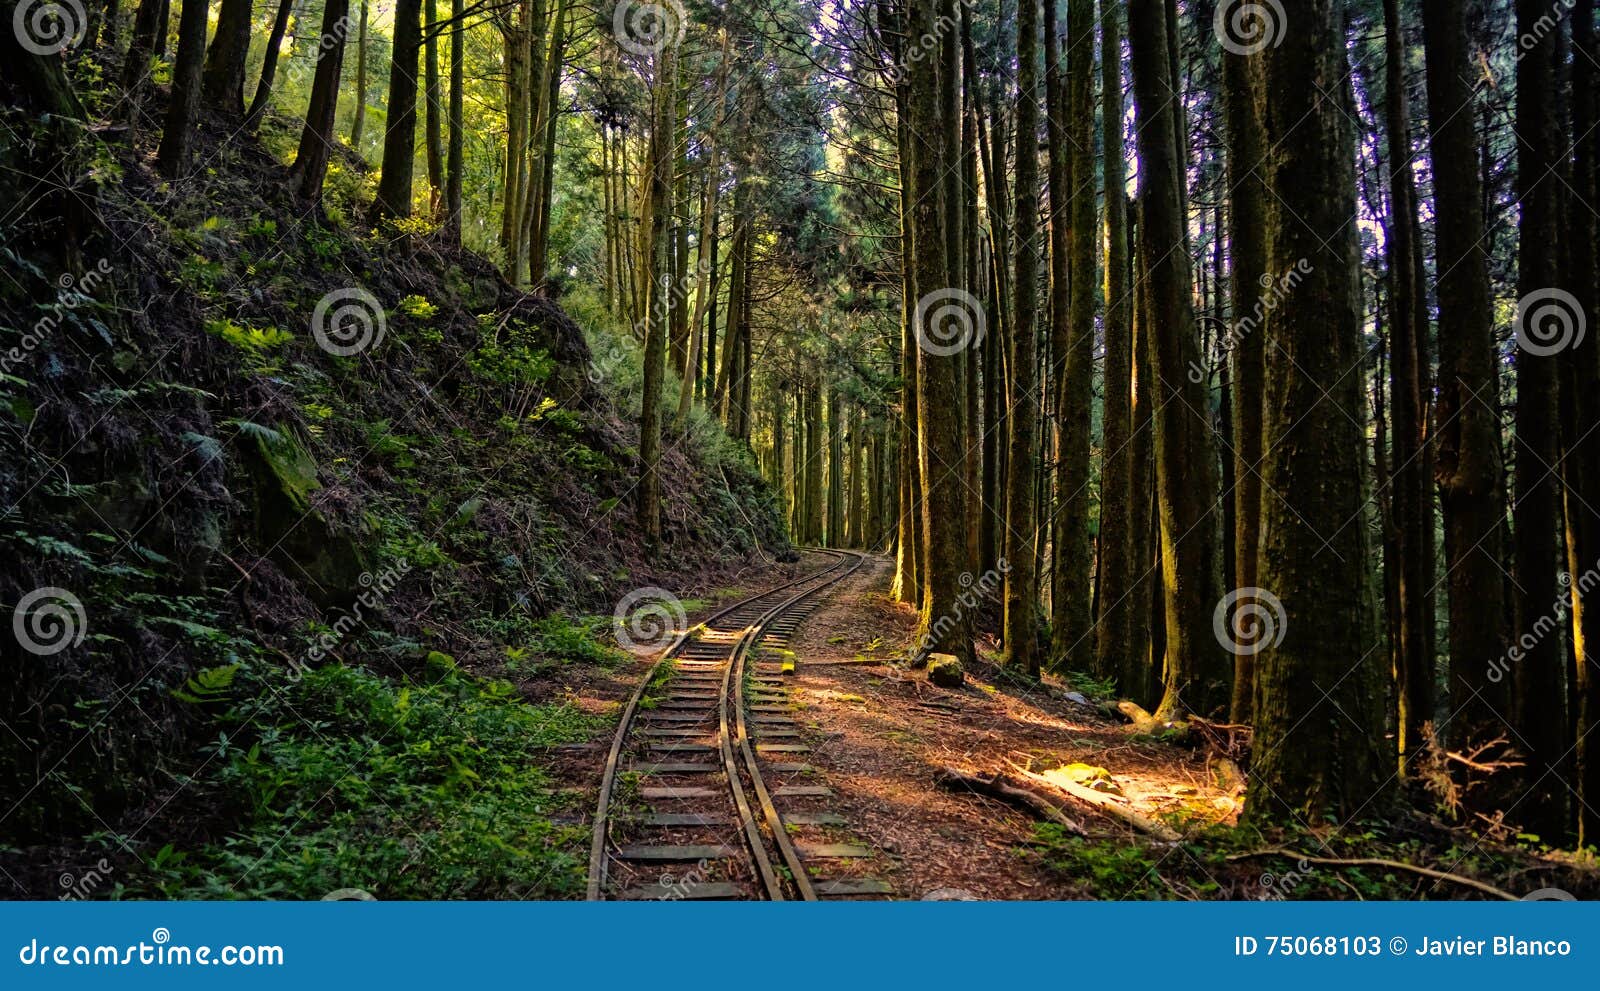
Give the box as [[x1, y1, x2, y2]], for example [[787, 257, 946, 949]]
[[142, 662, 603, 899], [1027, 827, 1170, 899]]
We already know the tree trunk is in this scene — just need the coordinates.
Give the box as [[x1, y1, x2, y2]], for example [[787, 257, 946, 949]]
[[424, 0, 445, 212], [1096, 0, 1135, 689], [636, 38, 680, 555], [376, 0, 424, 219], [1247, 0, 1388, 824], [351, 0, 369, 148], [200, 0, 252, 114], [1220, 8, 1269, 725], [244, 0, 298, 131], [1127, 0, 1228, 719], [1422, 0, 1509, 752], [1005, 0, 1044, 677], [1510, 0, 1568, 840], [156, 0, 209, 178], [287, 0, 351, 209], [444, 0, 464, 237]]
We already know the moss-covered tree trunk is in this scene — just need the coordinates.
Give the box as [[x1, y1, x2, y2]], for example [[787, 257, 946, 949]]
[[1511, 0, 1568, 839], [636, 36, 679, 556], [1127, 0, 1227, 719], [1248, 0, 1388, 824], [1220, 13, 1268, 725], [1421, 0, 1508, 750], [1095, 0, 1135, 689], [1004, 0, 1044, 677]]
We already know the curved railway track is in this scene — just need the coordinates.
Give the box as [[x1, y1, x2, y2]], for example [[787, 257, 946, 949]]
[[587, 550, 891, 901]]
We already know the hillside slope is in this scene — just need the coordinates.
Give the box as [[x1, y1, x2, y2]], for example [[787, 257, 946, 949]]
[[0, 88, 788, 897]]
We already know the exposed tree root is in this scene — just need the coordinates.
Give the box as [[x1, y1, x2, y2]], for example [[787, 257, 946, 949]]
[[934, 767, 1087, 836]]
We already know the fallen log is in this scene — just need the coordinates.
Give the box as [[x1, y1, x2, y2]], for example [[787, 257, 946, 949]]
[[934, 767, 1087, 836], [1007, 760, 1184, 842]]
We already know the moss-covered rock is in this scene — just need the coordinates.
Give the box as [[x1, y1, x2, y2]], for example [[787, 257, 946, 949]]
[[928, 653, 964, 688]]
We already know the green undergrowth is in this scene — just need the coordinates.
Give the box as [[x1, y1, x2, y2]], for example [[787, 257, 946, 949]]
[[1024, 820, 1600, 901], [132, 659, 604, 900]]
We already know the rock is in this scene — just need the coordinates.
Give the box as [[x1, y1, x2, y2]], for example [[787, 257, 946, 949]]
[[241, 427, 373, 606], [927, 653, 964, 688], [1065, 691, 1089, 705], [922, 887, 980, 901]]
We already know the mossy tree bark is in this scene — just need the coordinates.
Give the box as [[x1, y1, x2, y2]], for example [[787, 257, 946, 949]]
[[1095, 0, 1135, 690], [1126, 0, 1228, 719], [1005, 0, 1044, 678], [1421, 0, 1509, 750], [1248, 0, 1388, 824], [636, 35, 679, 557], [1510, 0, 1568, 839], [1220, 13, 1268, 725]]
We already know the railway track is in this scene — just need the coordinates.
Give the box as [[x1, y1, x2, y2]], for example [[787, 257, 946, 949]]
[[587, 550, 893, 901]]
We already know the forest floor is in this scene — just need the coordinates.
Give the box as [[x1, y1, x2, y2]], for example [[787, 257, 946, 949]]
[[561, 553, 1600, 901]]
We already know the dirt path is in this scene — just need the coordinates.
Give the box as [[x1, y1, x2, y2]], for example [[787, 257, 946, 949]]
[[774, 554, 1238, 900]]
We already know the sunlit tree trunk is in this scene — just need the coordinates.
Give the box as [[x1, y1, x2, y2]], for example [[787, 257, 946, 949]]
[[201, 0, 252, 115], [637, 36, 680, 556], [244, 0, 297, 131], [1127, 0, 1228, 719], [288, 0, 351, 209], [376, 0, 424, 219]]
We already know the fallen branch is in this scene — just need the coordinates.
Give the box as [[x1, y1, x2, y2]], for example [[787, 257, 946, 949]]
[[1225, 848, 1517, 901], [934, 767, 1086, 836], [1007, 761, 1183, 842]]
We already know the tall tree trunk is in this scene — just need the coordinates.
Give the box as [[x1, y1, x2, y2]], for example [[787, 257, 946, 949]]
[[1422, 0, 1508, 752], [1050, 0, 1097, 673], [445, 0, 464, 238], [1005, 0, 1044, 677], [1248, 0, 1388, 824], [351, 0, 370, 148], [424, 0, 445, 213], [1220, 7, 1269, 725], [1511, 0, 1568, 839], [244, 0, 298, 131], [636, 38, 680, 555], [1096, 0, 1135, 688], [288, 0, 351, 209], [156, 0, 209, 178], [120, 0, 164, 102], [376, 0, 424, 219], [1127, 0, 1228, 719], [1567, 0, 1600, 848], [529, 0, 571, 288], [1380, 0, 1435, 776], [200, 0, 252, 114]]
